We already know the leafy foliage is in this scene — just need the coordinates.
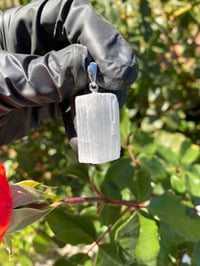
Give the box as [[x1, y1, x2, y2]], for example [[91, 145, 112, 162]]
[[0, 0, 200, 265]]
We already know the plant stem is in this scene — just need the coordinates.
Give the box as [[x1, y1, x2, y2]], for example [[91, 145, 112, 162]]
[[127, 144, 140, 166], [89, 181, 104, 197], [85, 206, 132, 262], [62, 196, 145, 209]]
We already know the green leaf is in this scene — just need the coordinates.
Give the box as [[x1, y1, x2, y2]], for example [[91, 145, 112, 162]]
[[170, 175, 186, 194], [131, 169, 152, 201], [66, 163, 89, 182], [141, 116, 163, 132], [185, 171, 200, 197], [149, 193, 200, 242], [180, 139, 193, 156], [54, 254, 92, 266], [181, 145, 199, 165], [135, 214, 160, 263], [16, 180, 40, 187], [156, 145, 180, 166], [120, 107, 132, 147], [131, 129, 154, 150], [101, 157, 134, 198], [46, 208, 97, 245], [172, 3, 192, 17], [95, 243, 123, 266], [139, 155, 168, 181], [186, 164, 200, 197], [157, 236, 176, 266], [33, 233, 52, 256], [68, 254, 92, 266], [158, 222, 186, 256], [100, 205, 121, 226], [7, 207, 53, 234], [154, 131, 186, 152], [114, 213, 139, 264], [193, 242, 200, 266], [54, 257, 74, 266], [162, 110, 183, 130]]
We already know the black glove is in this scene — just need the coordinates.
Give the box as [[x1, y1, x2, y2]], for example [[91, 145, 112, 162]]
[[0, 0, 138, 146]]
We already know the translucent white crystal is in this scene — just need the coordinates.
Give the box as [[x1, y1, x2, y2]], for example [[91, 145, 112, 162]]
[[75, 93, 120, 164]]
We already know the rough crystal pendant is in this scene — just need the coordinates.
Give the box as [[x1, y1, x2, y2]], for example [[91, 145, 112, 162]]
[[75, 92, 120, 164], [75, 62, 121, 164]]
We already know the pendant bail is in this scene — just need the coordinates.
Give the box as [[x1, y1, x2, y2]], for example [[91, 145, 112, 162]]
[[87, 62, 99, 92]]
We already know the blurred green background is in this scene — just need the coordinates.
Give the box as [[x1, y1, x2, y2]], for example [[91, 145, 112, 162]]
[[0, 0, 200, 265]]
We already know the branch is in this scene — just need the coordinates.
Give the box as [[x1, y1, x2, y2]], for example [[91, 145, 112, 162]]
[[62, 196, 145, 210], [88, 181, 104, 197], [127, 144, 140, 166]]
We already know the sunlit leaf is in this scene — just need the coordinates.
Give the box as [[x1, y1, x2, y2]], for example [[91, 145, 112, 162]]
[[16, 180, 40, 187], [172, 3, 192, 17], [135, 214, 160, 263], [139, 155, 168, 181], [156, 145, 180, 166], [154, 131, 186, 152], [181, 146, 199, 165], [170, 175, 186, 194], [185, 171, 200, 197]]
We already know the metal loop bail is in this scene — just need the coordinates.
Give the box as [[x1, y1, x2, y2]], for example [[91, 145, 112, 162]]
[[87, 62, 99, 93], [89, 82, 99, 93]]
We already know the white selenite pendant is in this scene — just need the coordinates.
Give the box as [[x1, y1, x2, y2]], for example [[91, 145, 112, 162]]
[[75, 92, 121, 164]]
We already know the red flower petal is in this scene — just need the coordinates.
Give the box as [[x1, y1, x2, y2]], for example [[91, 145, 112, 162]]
[[0, 163, 13, 241]]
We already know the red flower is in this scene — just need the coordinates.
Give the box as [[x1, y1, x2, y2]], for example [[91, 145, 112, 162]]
[[0, 163, 12, 241]]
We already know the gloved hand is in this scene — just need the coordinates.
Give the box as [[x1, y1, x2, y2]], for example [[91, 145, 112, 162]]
[[0, 0, 138, 147]]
